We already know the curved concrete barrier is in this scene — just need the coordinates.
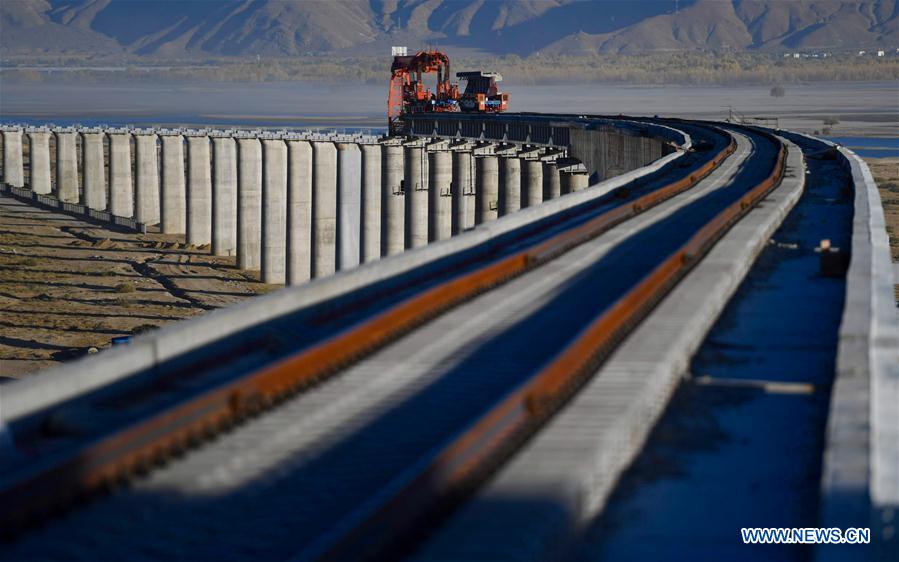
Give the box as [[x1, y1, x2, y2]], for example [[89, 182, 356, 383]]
[[819, 145, 899, 562]]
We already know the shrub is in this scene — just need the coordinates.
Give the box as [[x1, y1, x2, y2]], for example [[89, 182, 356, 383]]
[[114, 282, 135, 293]]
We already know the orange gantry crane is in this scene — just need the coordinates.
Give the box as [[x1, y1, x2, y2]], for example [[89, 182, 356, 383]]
[[388, 47, 508, 134]]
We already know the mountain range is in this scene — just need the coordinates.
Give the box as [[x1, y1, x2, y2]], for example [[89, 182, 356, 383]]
[[1, 0, 897, 57]]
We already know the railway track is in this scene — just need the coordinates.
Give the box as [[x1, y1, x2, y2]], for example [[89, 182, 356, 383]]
[[0, 118, 787, 561]]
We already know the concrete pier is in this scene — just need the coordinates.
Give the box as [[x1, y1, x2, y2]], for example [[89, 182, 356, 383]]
[[561, 170, 590, 193], [475, 155, 499, 225], [108, 132, 133, 217], [287, 139, 313, 284], [2, 129, 24, 188], [262, 138, 287, 284], [55, 130, 79, 203], [186, 135, 212, 246], [523, 159, 543, 208], [405, 142, 429, 249], [543, 162, 561, 200], [81, 131, 106, 211], [211, 135, 238, 256], [360, 144, 382, 263], [237, 137, 262, 270], [313, 142, 338, 277], [452, 149, 474, 232], [160, 133, 186, 234], [498, 156, 521, 216], [27, 130, 52, 195], [337, 143, 362, 271], [135, 132, 160, 224], [381, 142, 405, 256], [429, 149, 453, 241]]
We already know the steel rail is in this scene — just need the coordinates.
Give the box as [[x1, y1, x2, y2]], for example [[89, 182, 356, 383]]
[[304, 126, 785, 561], [0, 125, 736, 534]]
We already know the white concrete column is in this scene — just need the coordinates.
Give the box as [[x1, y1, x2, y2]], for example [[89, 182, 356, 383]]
[[135, 132, 160, 224], [475, 155, 498, 225], [237, 137, 262, 270], [81, 131, 106, 211], [186, 134, 212, 246], [561, 170, 589, 193], [2, 129, 24, 188], [381, 143, 404, 256], [108, 131, 133, 217], [161, 133, 186, 234], [523, 159, 543, 208], [574, 172, 590, 190], [429, 149, 453, 241], [287, 139, 313, 285], [211, 135, 238, 256], [262, 138, 287, 284], [452, 150, 474, 233], [498, 156, 521, 216], [55, 130, 79, 202], [360, 144, 382, 263], [404, 143, 428, 249], [543, 162, 561, 200], [337, 143, 362, 271], [312, 142, 338, 277], [27, 130, 52, 195]]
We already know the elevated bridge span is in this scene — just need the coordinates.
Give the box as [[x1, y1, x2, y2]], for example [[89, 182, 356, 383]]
[[0, 114, 893, 561]]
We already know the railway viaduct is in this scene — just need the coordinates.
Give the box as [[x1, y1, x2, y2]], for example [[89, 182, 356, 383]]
[[0, 113, 895, 561]]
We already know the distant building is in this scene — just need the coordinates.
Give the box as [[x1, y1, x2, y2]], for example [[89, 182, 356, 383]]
[[877, 50, 885, 57], [858, 50, 866, 56], [794, 53, 800, 59]]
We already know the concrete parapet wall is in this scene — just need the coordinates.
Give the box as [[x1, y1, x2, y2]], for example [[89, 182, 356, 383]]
[[819, 142, 899, 562]]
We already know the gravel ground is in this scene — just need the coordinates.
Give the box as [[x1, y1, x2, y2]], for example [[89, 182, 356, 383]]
[[0, 194, 275, 379]]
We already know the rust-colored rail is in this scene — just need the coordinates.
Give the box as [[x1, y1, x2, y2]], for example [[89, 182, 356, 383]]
[[308, 127, 785, 561], [0, 128, 736, 534]]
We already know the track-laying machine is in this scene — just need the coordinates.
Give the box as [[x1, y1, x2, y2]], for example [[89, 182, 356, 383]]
[[387, 47, 508, 134]]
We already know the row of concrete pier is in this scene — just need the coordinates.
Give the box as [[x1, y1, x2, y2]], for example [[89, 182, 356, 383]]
[[0, 125, 592, 284]]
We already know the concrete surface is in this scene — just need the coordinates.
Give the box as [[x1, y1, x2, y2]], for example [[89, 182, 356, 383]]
[[26, 130, 51, 195], [313, 142, 338, 277], [108, 132, 133, 218], [161, 134, 186, 234], [186, 135, 213, 246], [237, 137, 262, 270], [262, 138, 288, 284], [413, 135, 805, 562], [819, 144, 899, 562], [134, 133, 160, 225], [80, 131, 106, 211], [54, 130, 79, 203], [287, 139, 313, 285], [337, 143, 362, 271], [212, 136, 238, 257], [361, 144, 382, 263], [2, 129, 24, 188]]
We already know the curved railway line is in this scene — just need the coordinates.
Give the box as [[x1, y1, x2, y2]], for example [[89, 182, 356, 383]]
[[1, 116, 794, 561]]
